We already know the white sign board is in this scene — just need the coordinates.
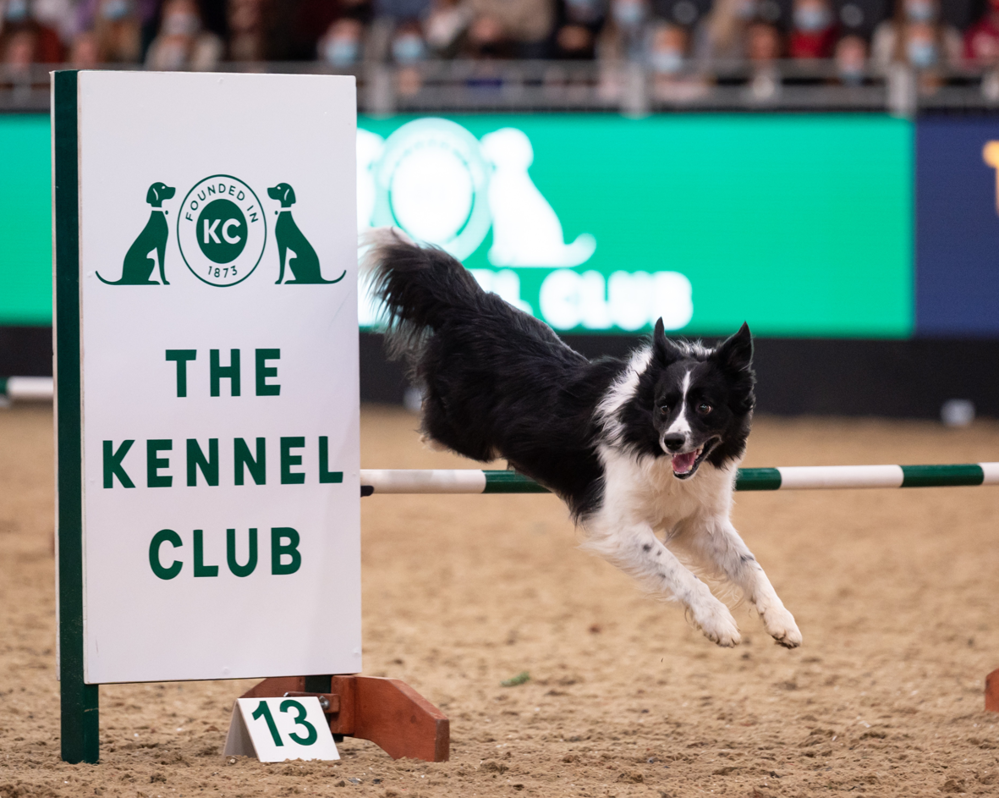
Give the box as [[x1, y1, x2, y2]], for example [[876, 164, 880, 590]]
[[224, 697, 339, 762], [72, 71, 361, 683]]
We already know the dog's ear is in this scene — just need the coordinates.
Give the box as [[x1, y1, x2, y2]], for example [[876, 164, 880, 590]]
[[713, 322, 753, 373], [146, 183, 159, 205], [652, 317, 680, 365], [283, 185, 296, 205]]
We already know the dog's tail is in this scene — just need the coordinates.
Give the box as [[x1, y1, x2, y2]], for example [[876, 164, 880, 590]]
[[360, 227, 484, 361]]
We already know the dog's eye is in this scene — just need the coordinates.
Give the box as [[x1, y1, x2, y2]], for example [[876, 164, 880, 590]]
[[696, 402, 713, 416], [658, 405, 669, 417]]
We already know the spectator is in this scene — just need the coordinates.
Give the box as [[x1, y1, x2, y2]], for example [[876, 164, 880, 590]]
[[964, 0, 998, 68], [92, 0, 142, 63], [692, 0, 756, 64], [145, 0, 222, 70], [318, 16, 365, 67], [76, 0, 161, 60], [424, 0, 469, 57], [788, 0, 837, 59], [464, 0, 554, 59], [390, 18, 426, 94], [553, 0, 605, 59], [68, 28, 99, 65], [597, 0, 649, 62], [0, 0, 63, 62], [871, 0, 962, 71], [647, 19, 707, 100], [33, 0, 77, 48], [834, 32, 867, 84], [227, 0, 270, 62], [745, 16, 781, 99]]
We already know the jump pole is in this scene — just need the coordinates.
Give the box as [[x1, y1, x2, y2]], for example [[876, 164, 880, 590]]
[[360, 463, 1000, 494]]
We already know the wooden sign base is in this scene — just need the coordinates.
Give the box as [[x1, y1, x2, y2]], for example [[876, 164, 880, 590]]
[[240, 675, 449, 762]]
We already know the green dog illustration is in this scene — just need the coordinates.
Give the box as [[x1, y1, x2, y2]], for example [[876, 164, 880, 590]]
[[268, 183, 345, 284], [98, 182, 175, 285]]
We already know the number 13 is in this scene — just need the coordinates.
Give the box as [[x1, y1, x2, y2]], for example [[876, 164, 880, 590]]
[[251, 699, 318, 747]]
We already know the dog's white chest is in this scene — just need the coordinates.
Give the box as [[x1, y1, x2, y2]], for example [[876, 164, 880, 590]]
[[598, 446, 735, 530]]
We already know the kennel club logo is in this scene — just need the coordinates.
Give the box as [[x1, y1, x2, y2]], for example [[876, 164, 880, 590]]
[[178, 175, 267, 287], [99, 175, 340, 288], [358, 118, 597, 267]]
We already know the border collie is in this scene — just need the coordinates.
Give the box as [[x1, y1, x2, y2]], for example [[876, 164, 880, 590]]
[[362, 229, 801, 649]]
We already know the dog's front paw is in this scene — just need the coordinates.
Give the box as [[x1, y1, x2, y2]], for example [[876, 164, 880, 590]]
[[762, 606, 802, 649], [692, 599, 741, 648]]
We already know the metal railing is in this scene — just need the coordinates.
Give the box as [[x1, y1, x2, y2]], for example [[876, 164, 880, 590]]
[[1, 59, 995, 114]]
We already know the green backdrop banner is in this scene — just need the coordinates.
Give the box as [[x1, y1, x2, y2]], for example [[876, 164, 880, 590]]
[[0, 115, 53, 326], [1, 113, 913, 337]]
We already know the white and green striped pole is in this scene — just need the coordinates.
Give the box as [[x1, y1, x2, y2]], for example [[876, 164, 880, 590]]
[[360, 463, 1000, 495]]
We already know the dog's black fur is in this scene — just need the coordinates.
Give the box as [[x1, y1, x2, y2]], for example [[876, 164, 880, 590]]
[[364, 232, 755, 520]]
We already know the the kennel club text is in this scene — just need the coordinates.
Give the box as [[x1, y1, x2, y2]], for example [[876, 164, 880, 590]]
[[101, 347, 345, 582]]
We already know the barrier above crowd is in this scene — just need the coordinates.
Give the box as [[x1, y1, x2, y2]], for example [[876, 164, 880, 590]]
[[0, 59, 995, 114]]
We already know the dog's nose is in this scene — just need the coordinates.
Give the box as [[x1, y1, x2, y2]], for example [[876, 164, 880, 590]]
[[662, 434, 686, 452]]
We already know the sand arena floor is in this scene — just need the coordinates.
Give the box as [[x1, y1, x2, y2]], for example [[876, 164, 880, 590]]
[[0, 405, 997, 797]]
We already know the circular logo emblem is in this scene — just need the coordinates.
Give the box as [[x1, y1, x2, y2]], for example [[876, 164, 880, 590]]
[[178, 175, 266, 286], [372, 119, 491, 261]]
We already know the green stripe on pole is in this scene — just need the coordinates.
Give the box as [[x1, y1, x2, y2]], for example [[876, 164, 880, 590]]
[[54, 70, 100, 766], [900, 464, 984, 488], [734, 468, 783, 491], [483, 471, 550, 493]]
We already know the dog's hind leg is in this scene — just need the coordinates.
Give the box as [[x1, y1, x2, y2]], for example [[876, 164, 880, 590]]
[[580, 517, 741, 647], [685, 517, 801, 649], [156, 239, 169, 285], [275, 240, 287, 284]]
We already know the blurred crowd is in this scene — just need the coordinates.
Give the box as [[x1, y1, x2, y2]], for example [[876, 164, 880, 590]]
[[0, 0, 995, 92]]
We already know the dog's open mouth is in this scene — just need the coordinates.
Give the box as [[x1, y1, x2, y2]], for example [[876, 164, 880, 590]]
[[669, 438, 719, 480]]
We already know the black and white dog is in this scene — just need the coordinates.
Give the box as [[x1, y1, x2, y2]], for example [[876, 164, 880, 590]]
[[362, 229, 801, 649]]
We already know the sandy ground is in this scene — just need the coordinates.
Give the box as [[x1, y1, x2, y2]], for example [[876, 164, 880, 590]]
[[0, 404, 997, 798]]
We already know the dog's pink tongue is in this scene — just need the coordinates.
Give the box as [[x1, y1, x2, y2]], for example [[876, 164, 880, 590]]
[[672, 451, 698, 474]]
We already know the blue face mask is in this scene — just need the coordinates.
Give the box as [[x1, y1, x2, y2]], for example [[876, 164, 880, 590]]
[[102, 0, 130, 21], [5, 0, 29, 22], [793, 5, 831, 32], [905, 0, 935, 23], [613, 0, 644, 28], [324, 38, 359, 66], [392, 35, 425, 64], [907, 39, 937, 68], [650, 48, 683, 74], [838, 65, 864, 85]]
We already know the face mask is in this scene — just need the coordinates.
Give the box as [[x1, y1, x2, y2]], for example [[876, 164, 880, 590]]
[[793, 5, 831, 32], [324, 37, 359, 66], [907, 38, 936, 67], [102, 0, 130, 21], [613, 0, 644, 28], [650, 48, 683, 74], [905, 0, 935, 23], [5, 0, 29, 22], [838, 64, 864, 85], [392, 35, 425, 64], [163, 11, 199, 37]]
